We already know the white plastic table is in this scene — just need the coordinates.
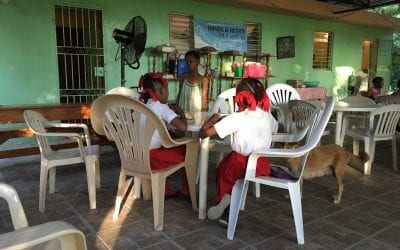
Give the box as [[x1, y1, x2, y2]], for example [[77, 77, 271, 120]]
[[186, 112, 216, 220], [333, 101, 379, 145]]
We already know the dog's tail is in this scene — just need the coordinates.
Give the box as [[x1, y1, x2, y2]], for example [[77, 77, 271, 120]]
[[347, 151, 369, 170]]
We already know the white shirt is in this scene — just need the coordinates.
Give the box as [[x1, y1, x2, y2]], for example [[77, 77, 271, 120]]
[[214, 108, 278, 156], [143, 100, 178, 149]]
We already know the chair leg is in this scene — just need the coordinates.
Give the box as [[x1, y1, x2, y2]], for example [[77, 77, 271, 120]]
[[363, 138, 375, 175], [240, 181, 250, 210], [227, 179, 248, 240], [95, 158, 101, 189], [113, 169, 128, 220], [151, 173, 165, 231], [340, 119, 347, 147], [133, 177, 142, 199], [252, 183, 260, 198], [39, 166, 49, 212], [185, 162, 198, 212], [353, 139, 360, 156], [288, 182, 304, 245], [392, 136, 397, 171], [85, 155, 97, 210], [48, 167, 56, 194], [141, 179, 152, 200]]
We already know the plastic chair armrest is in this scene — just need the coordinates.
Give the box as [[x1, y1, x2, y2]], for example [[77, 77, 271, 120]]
[[35, 131, 82, 140], [343, 114, 366, 121], [168, 137, 197, 147], [49, 123, 91, 145], [0, 221, 87, 250], [245, 147, 309, 179], [0, 183, 28, 230], [271, 126, 308, 143]]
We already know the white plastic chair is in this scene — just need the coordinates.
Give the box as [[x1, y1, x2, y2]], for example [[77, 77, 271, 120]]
[[106, 86, 140, 99], [0, 182, 87, 250], [227, 96, 334, 245], [340, 104, 400, 175], [23, 110, 100, 212], [266, 83, 301, 132], [375, 95, 400, 105], [209, 88, 237, 163], [341, 96, 375, 104], [211, 87, 237, 114], [340, 96, 375, 129], [288, 100, 317, 132], [90, 94, 198, 231], [289, 100, 330, 141]]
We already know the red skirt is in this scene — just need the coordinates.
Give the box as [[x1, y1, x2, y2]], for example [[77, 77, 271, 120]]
[[150, 145, 186, 170], [215, 151, 271, 202]]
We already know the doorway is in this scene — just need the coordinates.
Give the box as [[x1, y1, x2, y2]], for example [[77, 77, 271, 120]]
[[54, 5, 105, 104]]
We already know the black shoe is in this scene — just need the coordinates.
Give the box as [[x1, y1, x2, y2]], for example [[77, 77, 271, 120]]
[[218, 209, 229, 228]]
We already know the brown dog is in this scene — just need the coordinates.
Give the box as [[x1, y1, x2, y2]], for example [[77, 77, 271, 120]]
[[285, 144, 369, 204]]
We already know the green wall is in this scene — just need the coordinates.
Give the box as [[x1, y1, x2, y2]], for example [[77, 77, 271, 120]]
[[0, 0, 391, 105]]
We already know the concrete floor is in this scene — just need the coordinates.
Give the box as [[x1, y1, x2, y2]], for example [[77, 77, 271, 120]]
[[1, 133, 400, 249]]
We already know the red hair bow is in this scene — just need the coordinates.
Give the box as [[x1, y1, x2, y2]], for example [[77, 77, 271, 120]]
[[138, 72, 168, 88], [139, 88, 158, 103], [235, 91, 257, 112], [257, 92, 270, 112]]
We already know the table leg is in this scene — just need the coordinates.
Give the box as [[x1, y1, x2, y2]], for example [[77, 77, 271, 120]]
[[198, 137, 210, 220], [335, 111, 343, 145]]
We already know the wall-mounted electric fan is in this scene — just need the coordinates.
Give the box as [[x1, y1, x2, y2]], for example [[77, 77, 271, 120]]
[[113, 16, 147, 86]]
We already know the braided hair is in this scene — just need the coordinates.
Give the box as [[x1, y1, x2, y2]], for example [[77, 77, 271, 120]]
[[138, 73, 166, 103], [235, 78, 270, 112]]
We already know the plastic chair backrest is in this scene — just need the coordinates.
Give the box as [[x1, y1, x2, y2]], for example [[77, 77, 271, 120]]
[[287, 96, 334, 179], [23, 110, 53, 154], [0, 182, 28, 230], [106, 86, 140, 99], [0, 182, 87, 250], [91, 95, 176, 149], [306, 97, 334, 147], [102, 105, 157, 176], [266, 83, 301, 105], [341, 96, 374, 104], [369, 104, 400, 139], [288, 100, 317, 131], [211, 88, 237, 113], [375, 95, 400, 105]]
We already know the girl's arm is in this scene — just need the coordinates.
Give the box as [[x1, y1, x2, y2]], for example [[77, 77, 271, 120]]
[[201, 76, 209, 111], [199, 113, 220, 138], [169, 105, 187, 132]]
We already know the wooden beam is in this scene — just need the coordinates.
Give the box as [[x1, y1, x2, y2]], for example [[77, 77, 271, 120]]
[[333, 0, 400, 14], [195, 0, 400, 32]]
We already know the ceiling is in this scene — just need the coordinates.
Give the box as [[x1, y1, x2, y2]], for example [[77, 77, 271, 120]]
[[317, 0, 400, 14], [195, 0, 400, 31]]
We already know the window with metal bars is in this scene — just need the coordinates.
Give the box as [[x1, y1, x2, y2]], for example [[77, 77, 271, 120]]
[[169, 13, 194, 54], [245, 22, 261, 61], [55, 5, 105, 104], [313, 31, 333, 70]]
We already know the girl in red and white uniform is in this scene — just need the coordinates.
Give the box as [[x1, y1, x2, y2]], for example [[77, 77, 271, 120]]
[[139, 73, 188, 197], [199, 78, 278, 225]]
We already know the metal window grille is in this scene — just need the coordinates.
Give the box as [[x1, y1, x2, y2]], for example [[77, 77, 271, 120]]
[[245, 22, 262, 61], [313, 31, 333, 70], [169, 13, 193, 54], [55, 5, 105, 104]]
